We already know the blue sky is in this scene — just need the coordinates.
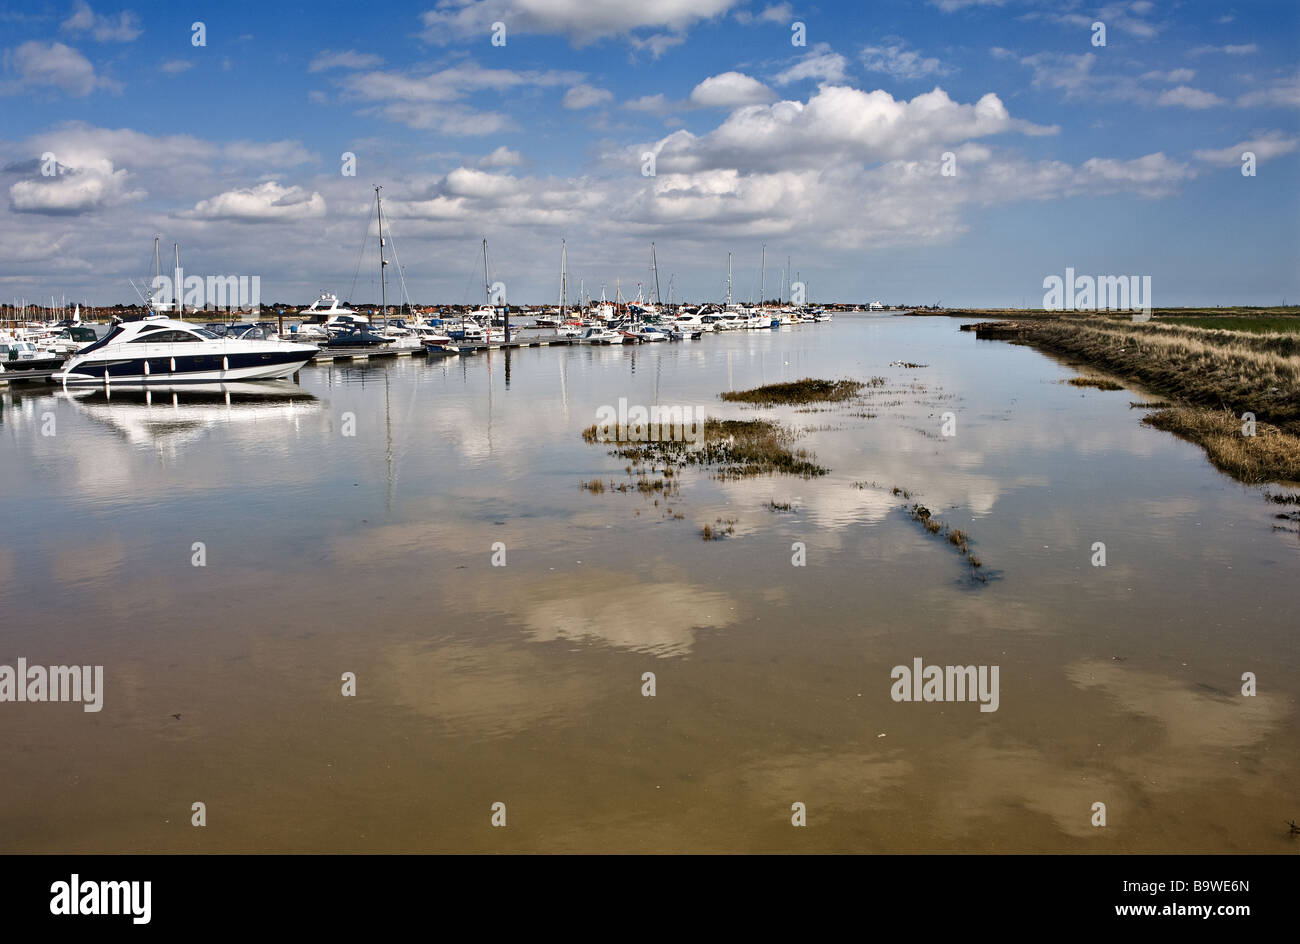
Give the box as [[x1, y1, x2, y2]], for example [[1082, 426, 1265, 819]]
[[1, 0, 1297, 306]]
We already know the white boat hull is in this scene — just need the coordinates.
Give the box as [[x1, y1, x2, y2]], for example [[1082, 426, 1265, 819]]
[[55, 357, 315, 386]]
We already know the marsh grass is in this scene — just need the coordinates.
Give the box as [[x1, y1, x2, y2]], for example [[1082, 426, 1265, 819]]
[[586, 417, 827, 479], [973, 317, 1300, 482], [947, 528, 970, 553], [1263, 490, 1300, 504], [1025, 319, 1300, 428], [1142, 408, 1300, 484], [1066, 376, 1124, 391], [701, 517, 737, 540], [910, 504, 986, 581], [719, 377, 864, 405]]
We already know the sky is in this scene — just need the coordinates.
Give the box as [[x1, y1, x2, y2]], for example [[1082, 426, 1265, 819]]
[[1, 0, 1297, 308]]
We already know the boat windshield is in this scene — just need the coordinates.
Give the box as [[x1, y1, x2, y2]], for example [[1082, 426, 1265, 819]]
[[72, 324, 126, 355]]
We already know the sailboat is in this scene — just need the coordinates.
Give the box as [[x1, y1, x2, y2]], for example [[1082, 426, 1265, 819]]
[[328, 187, 402, 349], [549, 241, 588, 338], [446, 239, 504, 343], [534, 248, 563, 329], [543, 240, 574, 335]]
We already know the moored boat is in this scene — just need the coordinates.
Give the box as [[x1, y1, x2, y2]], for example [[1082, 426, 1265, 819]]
[[53, 318, 317, 386], [1, 338, 63, 371]]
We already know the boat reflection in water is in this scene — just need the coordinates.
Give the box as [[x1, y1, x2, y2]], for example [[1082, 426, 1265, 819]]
[[55, 381, 322, 450]]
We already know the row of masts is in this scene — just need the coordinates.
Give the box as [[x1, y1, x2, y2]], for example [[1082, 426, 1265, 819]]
[[21, 185, 802, 322], [552, 242, 798, 315], [724, 245, 797, 309]]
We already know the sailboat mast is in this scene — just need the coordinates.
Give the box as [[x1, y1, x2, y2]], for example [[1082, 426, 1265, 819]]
[[726, 252, 733, 308], [376, 186, 387, 319], [761, 244, 766, 306], [651, 243, 661, 306], [560, 240, 567, 320], [482, 237, 491, 308], [173, 242, 182, 318]]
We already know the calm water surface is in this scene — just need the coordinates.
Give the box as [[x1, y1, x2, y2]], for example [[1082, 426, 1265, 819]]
[[1, 315, 1295, 852]]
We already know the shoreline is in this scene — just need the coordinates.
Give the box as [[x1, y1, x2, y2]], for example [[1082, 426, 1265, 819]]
[[958, 315, 1300, 485]]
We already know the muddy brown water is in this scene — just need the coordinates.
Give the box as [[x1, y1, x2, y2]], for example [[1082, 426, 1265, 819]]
[[1, 315, 1295, 852]]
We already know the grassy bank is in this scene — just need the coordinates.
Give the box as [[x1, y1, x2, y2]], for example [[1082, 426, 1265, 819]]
[[964, 316, 1300, 483], [1142, 408, 1300, 484]]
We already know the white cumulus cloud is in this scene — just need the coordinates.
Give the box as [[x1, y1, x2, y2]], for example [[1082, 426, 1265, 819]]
[[185, 181, 326, 222], [479, 145, 523, 167], [6, 41, 115, 96], [652, 85, 1056, 175], [689, 72, 773, 107], [9, 158, 143, 215]]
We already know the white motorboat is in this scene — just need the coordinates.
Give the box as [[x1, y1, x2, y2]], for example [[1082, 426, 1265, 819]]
[[582, 326, 620, 345], [40, 324, 111, 356], [626, 323, 666, 342], [1, 337, 63, 371], [53, 317, 318, 386], [673, 310, 715, 332], [411, 323, 452, 347], [446, 321, 505, 343], [294, 293, 368, 340]]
